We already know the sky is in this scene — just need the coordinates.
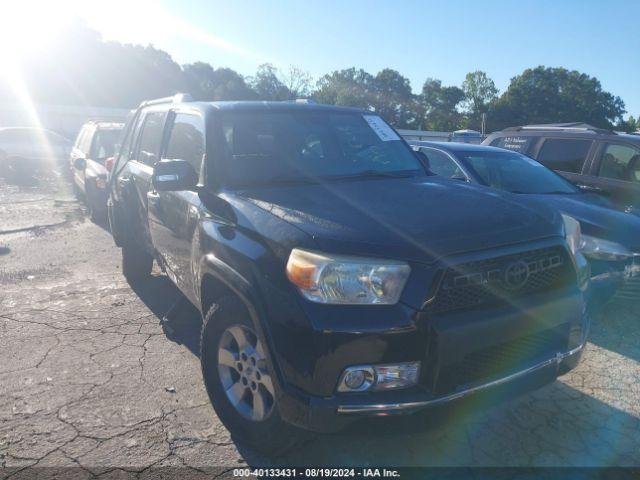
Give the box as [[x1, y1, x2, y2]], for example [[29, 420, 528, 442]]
[[2, 0, 640, 116]]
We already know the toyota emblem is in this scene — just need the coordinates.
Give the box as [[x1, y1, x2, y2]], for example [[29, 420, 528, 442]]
[[504, 260, 530, 290]]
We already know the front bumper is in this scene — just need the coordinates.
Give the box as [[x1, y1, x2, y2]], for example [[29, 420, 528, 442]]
[[270, 289, 589, 433], [336, 341, 584, 414], [588, 255, 640, 305]]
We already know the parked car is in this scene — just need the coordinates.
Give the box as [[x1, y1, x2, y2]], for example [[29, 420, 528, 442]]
[[108, 95, 590, 455], [0, 127, 71, 182], [410, 141, 640, 306], [70, 121, 124, 221], [483, 123, 640, 216]]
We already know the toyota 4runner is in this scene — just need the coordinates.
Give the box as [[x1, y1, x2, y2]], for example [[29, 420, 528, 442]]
[[108, 95, 590, 454]]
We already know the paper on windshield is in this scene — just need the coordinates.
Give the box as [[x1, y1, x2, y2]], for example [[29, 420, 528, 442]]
[[363, 115, 400, 141]]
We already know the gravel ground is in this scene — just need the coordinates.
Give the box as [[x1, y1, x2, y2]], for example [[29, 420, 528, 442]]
[[0, 171, 639, 478]]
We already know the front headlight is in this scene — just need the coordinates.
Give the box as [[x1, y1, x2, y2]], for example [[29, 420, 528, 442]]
[[286, 248, 411, 305], [581, 235, 633, 261], [562, 214, 582, 257]]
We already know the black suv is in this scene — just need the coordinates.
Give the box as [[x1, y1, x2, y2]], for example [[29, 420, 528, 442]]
[[484, 123, 640, 215], [108, 95, 590, 454]]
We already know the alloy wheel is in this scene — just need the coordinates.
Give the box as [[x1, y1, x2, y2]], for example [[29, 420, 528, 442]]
[[217, 324, 275, 421]]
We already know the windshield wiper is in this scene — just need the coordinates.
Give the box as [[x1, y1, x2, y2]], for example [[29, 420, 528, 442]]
[[323, 170, 418, 181], [509, 190, 576, 195], [267, 175, 320, 185]]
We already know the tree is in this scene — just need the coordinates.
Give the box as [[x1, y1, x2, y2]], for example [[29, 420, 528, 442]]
[[314, 67, 376, 109], [418, 78, 465, 131], [462, 71, 498, 130], [250, 63, 292, 100], [183, 63, 255, 101], [282, 66, 313, 98], [371, 69, 418, 128], [616, 115, 638, 133], [314, 68, 420, 128], [488, 66, 626, 131], [183, 62, 216, 100]]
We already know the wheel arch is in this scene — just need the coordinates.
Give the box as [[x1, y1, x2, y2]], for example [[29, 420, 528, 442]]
[[198, 253, 285, 391]]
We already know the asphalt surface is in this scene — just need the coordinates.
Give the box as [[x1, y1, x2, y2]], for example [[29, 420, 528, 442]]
[[1, 167, 639, 478]]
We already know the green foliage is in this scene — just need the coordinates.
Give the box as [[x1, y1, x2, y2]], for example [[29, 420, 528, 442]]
[[462, 71, 498, 130], [0, 21, 629, 135], [487, 66, 626, 131], [250, 63, 292, 101], [418, 79, 465, 131], [616, 115, 638, 133]]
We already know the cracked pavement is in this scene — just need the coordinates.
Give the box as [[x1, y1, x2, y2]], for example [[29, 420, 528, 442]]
[[0, 170, 639, 477]]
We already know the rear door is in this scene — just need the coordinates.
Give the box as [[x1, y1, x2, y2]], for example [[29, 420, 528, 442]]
[[148, 110, 205, 297], [532, 137, 595, 185], [588, 141, 640, 213]]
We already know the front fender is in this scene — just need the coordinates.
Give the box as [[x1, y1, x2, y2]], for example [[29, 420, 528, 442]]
[[197, 253, 299, 410]]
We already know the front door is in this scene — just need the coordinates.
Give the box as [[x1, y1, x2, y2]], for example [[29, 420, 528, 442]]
[[122, 110, 167, 251], [148, 111, 206, 298]]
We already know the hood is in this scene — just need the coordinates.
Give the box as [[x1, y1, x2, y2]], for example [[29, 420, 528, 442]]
[[233, 176, 563, 264], [526, 193, 640, 251]]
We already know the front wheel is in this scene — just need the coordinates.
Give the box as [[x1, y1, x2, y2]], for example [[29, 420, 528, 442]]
[[121, 240, 153, 283], [200, 297, 308, 456]]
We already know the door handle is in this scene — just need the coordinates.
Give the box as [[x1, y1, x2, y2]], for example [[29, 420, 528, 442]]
[[147, 190, 160, 203], [577, 184, 603, 193]]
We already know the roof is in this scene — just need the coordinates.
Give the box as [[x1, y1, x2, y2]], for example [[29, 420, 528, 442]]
[[89, 121, 124, 130], [409, 140, 506, 153], [137, 94, 369, 115], [503, 122, 614, 135], [200, 101, 368, 114]]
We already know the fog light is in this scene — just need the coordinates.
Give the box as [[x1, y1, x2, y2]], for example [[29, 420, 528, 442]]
[[337, 362, 420, 392], [338, 367, 374, 392]]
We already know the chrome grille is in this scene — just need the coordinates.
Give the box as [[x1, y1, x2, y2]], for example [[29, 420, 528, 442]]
[[431, 246, 574, 314]]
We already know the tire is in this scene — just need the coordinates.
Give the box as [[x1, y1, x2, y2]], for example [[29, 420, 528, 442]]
[[121, 239, 153, 283], [86, 187, 107, 224], [200, 297, 308, 456]]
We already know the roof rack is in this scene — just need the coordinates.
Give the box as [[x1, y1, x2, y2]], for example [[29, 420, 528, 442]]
[[140, 93, 193, 108], [503, 122, 615, 135]]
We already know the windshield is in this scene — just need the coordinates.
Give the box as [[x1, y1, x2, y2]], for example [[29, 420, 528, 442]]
[[214, 111, 423, 187], [91, 129, 122, 160], [458, 150, 578, 194]]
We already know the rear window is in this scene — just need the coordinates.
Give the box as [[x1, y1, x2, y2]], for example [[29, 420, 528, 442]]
[[91, 129, 122, 160], [214, 112, 422, 187], [537, 139, 592, 173], [491, 135, 534, 154]]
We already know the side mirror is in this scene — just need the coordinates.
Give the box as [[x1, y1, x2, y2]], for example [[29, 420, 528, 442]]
[[73, 157, 86, 170], [152, 159, 198, 191], [414, 150, 430, 169]]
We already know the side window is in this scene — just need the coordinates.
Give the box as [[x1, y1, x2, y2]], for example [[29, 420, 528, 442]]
[[491, 135, 534, 155], [79, 128, 93, 156], [115, 115, 141, 169], [599, 143, 640, 183], [165, 113, 205, 172], [537, 139, 592, 173], [135, 112, 166, 166], [74, 128, 87, 150], [420, 148, 465, 179]]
